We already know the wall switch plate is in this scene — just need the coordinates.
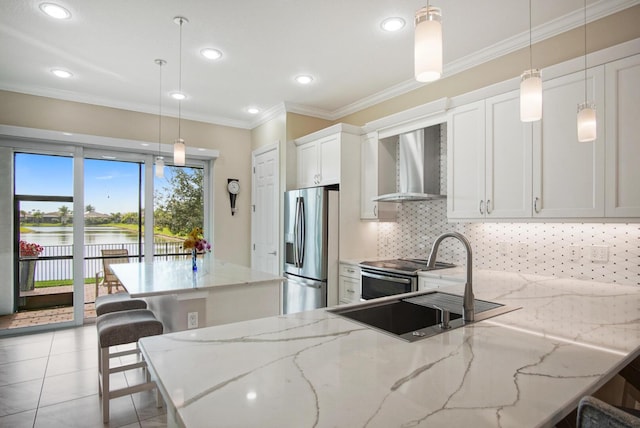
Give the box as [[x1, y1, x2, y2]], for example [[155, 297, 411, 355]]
[[568, 245, 581, 262], [187, 312, 198, 329], [589, 245, 609, 263]]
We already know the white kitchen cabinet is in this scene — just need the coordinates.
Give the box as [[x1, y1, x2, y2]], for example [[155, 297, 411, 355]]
[[447, 100, 486, 219], [485, 91, 533, 218], [338, 262, 361, 304], [296, 134, 340, 188], [605, 54, 640, 217], [532, 67, 605, 218], [447, 92, 531, 220], [360, 132, 397, 221]]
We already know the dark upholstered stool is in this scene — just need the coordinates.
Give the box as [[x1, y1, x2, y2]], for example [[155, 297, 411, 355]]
[[95, 292, 147, 316], [577, 396, 640, 427], [97, 309, 163, 423]]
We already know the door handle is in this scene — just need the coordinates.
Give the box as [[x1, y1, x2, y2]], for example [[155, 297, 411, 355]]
[[268, 251, 276, 255], [486, 199, 492, 214], [534, 197, 540, 213], [479, 200, 485, 215], [373, 204, 377, 217]]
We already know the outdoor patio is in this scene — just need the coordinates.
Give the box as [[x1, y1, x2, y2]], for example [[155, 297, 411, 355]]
[[0, 282, 117, 330]]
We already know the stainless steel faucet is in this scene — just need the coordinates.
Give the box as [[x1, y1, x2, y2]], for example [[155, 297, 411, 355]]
[[426, 232, 475, 322]]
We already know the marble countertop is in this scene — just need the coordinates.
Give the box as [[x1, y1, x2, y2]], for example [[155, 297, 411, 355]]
[[139, 270, 640, 427], [110, 258, 283, 298]]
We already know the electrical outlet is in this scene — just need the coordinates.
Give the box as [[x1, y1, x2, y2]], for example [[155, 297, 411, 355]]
[[568, 245, 581, 262], [187, 312, 198, 329], [589, 245, 609, 263], [517, 243, 528, 258], [498, 242, 509, 256]]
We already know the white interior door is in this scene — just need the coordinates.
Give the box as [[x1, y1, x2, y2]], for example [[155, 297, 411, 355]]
[[251, 144, 279, 275]]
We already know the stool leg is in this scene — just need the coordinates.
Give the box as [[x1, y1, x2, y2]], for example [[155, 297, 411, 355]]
[[101, 347, 110, 423]]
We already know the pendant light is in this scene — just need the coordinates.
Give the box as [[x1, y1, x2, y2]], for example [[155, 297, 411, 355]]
[[414, 2, 442, 83], [577, 0, 596, 142], [155, 59, 166, 178], [173, 16, 188, 166], [520, 0, 542, 122]]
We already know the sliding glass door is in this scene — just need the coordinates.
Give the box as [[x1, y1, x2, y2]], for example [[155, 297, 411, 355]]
[[13, 153, 76, 325], [2, 141, 211, 334]]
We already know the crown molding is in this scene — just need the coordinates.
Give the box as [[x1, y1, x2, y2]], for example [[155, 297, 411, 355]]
[[0, 83, 253, 130], [2, 0, 636, 130], [328, 0, 640, 121]]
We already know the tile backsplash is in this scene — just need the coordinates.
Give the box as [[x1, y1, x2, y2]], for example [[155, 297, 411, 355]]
[[377, 201, 640, 286], [376, 123, 640, 286]]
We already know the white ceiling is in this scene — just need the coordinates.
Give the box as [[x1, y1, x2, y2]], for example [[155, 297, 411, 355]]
[[0, 0, 636, 129]]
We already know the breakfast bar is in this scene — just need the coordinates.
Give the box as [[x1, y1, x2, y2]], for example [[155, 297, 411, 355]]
[[139, 270, 640, 427], [110, 258, 283, 332]]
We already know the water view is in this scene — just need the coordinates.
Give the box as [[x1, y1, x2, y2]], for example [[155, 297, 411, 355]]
[[21, 226, 177, 246]]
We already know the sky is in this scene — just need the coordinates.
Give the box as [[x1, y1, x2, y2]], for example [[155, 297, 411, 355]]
[[14, 153, 174, 215]]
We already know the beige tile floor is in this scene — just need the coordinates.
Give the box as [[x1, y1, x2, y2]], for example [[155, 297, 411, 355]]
[[0, 325, 167, 427]]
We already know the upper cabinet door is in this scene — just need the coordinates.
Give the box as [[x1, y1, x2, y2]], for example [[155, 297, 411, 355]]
[[297, 142, 319, 188], [317, 135, 340, 185], [447, 100, 486, 219], [485, 90, 532, 218], [296, 133, 342, 188], [360, 133, 397, 221], [532, 67, 605, 218], [605, 54, 640, 217]]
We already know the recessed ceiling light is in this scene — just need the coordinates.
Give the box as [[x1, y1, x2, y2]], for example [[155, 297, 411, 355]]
[[51, 69, 72, 78], [295, 75, 313, 85], [381, 17, 405, 32], [200, 48, 222, 60], [39, 3, 71, 19], [170, 91, 187, 100], [246, 107, 260, 114], [141, 143, 150, 147]]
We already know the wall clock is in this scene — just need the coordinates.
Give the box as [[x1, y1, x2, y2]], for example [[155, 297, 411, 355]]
[[227, 179, 240, 216]]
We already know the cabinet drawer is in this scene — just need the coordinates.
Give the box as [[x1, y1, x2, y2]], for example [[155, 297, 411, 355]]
[[339, 263, 360, 279], [339, 276, 361, 304], [418, 275, 464, 291]]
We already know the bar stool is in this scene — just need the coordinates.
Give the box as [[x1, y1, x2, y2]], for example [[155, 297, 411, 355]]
[[97, 309, 163, 423], [95, 292, 147, 316]]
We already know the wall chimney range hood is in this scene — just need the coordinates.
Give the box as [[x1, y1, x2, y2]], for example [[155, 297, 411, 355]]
[[373, 126, 445, 203]]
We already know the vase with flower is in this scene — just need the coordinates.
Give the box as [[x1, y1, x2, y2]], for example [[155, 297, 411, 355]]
[[183, 227, 211, 272], [19, 240, 44, 291]]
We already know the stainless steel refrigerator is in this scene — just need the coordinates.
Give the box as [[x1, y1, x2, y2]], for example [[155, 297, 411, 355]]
[[283, 186, 337, 314]]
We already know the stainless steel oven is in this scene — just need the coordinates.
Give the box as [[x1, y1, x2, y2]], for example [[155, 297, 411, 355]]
[[359, 259, 455, 300], [360, 269, 417, 300]]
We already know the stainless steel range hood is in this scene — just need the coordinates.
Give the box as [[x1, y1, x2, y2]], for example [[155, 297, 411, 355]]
[[373, 126, 445, 203]]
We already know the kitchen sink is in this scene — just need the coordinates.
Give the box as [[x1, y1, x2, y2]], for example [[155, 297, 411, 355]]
[[328, 291, 519, 342]]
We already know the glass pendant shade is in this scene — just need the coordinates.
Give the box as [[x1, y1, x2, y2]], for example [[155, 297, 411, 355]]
[[577, 102, 596, 142], [174, 138, 186, 166], [520, 69, 542, 122], [414, 6, 442, 83], [155, 156, 165, 178]]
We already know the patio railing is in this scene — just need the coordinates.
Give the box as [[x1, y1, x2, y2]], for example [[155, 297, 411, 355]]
[[22, 242, 188, 283]]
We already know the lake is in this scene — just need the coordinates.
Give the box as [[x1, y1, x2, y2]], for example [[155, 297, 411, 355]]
[[21, 226, 177, 246]]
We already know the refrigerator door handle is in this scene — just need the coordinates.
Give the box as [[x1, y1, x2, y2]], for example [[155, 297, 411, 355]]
[[293, 197, 300, 267], [298, 197, 305, 267]]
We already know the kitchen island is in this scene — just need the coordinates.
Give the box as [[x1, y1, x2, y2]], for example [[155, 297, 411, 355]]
[[139, 270, 640, 427], [110, 258, 283, 332]]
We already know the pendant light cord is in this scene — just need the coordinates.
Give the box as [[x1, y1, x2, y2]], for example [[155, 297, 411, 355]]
[[584, 0, 587, 103], [157, 60, 164, 156], [178, 18, 183, 140], [529, 0, 533, 69]]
